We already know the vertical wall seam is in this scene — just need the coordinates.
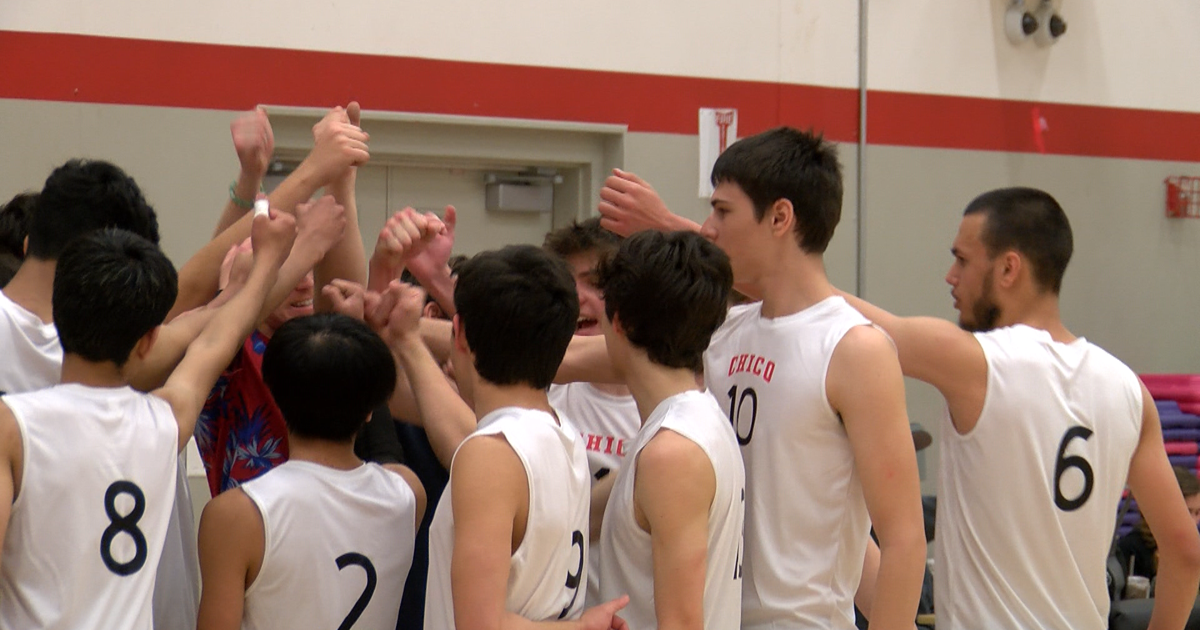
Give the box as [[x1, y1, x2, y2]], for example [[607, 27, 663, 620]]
[[855, 0, 869, 297]]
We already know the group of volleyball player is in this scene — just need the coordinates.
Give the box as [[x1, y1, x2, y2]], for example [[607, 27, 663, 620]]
[[0, 102, 1197, 630]]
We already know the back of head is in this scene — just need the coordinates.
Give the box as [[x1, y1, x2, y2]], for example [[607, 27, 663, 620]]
[[597, 231, 732, 372], [53, 229, 178, 367], [27, 159, 160, 260], [543, 217, 623, 259], [454, 245, 578, 389], [0, 253, 19, 288], [963, 187, 1073, 294], [1176, 466, 1200, 497], [0, 192, 36, 259], [262, 313, 397, 442], [711, 127, 843, 253]]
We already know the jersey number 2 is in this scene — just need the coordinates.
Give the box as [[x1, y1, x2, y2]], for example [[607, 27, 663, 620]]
[[1054, 426, 1095, 512], [100, 481, 147, 576], [335, 552, 377, 630]]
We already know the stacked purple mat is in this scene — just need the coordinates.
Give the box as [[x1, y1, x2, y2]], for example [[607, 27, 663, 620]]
[[1116, 375, 1200, 538]]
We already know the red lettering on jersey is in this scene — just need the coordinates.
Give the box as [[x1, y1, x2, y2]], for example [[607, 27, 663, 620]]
[[737, 354, 749, 372], [727, 352, 777, 384], [728, 355, 739, 376], [751, 356, 764, 376], [763, 361, 775, 383], [586, 434, 602, 451], [616, 439, 627, 457], [604, 436, 615, 454]]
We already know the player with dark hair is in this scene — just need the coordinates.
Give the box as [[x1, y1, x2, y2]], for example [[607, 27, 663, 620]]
[[837, 187, 1200, 630], [377, 245, 629, 629], [544, 218, 640, 608], [195, 313, 425, 630], [0, 208, 294, 629], [0, 192, 35, 286], [590, 127, 927, 630], [594, 230, 745, 629]]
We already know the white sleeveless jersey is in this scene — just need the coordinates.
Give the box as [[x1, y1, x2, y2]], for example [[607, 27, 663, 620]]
[[240, 460, 418, 630], [548, 382, 639, 607], [425, 407, 591, 628], [599, 389, 745, 629], [936, 325, 1142, 630], [0, 290, 61, 395], [0, 384, 179, 630], [703, 297, 873, 630]]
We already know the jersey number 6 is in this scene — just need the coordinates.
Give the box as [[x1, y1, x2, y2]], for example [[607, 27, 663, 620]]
[[1053, 426, 1095, 512]]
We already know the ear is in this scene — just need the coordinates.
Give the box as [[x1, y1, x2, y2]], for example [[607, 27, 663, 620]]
[[133, 325, 161, 361], [608, 312, 627, 338], [768, 198, 794, 238], [423, 301, 443, 320], [996, 250, 1022, 289], [22, 236, 29, 257], [451, 314, 470, 355]]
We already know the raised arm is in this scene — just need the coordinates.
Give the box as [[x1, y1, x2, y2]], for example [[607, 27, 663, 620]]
[[153, 209, 296, 452], [313, 101, 367, 313], [837, 290, 988, 434], [169, 104, 368, 320], [374, 282, 476, 469], [555, 334, 621, 385], [597, 169, 700, 237], [213, 108, 273, 238], [1128, 382, 1200, 630], [827, 326, 926, 630]]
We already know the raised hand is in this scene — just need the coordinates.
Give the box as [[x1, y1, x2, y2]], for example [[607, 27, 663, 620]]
[[231, 107, 274, 179], [249, 205, 297, 272], [369, 208, 446, 284], [597, 169, 673, 236], [322, 279, 367, 320], [295, 194, 347, 255], [305, 105, 370, 186], [406, 205, 457, 282]]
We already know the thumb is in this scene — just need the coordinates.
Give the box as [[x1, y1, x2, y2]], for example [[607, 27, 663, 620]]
[[347, 101, 361, 127], [616, 169, 651, 188], [442, 206, 457, 233]]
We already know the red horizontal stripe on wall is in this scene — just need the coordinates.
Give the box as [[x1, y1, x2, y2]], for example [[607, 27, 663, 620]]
[[3, 30, 1200, 162], [0, 30, 858, 141]]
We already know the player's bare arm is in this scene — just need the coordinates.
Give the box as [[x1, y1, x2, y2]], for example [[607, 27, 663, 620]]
[[398, 205, 458, 317], [0, 403, 22, 570], [597, 169, 700, 237], [153, 210, 295, 452], [129, 197, 344, 392], [827, 325, 926, 630], [589, 473, 616, 543], [1127, 382, 1200, 630], [451, 435, 630, 630], [375, 282, 476, 468], [384, 463, 428, 532], [837, 291, 988, 434], [213, 108, 273, 238], [554, 334, 621, 386], [170, 103, 368, 319], [636, 430, 712, 630], [313, 102, 368, 313], [196, 488, 265, 630]]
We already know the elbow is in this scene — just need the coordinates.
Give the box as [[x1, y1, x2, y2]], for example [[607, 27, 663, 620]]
[[1160, 526, 1200, 576]]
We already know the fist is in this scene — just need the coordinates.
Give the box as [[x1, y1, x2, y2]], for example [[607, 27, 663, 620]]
[[295, 194, 347, 254], [308, 104, 369, 183], [322, 279, 367, 320], [371, 208, 446, 271], [250, 206, 297, 271], [231, 108, 274, 177]]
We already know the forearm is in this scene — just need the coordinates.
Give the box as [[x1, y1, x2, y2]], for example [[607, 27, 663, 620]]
[[259, 233, 324, 321], [172, 166, 322, 320], [213, 170, 262, 238], [867, 535, 926, 630], [419, 317, 454, 364], [393, 336, 476, 468], [1147, 551, 1200, 630], [589, 473, 616, 543], [128, 306, 217, 392], [420, 267, 456, 317], [315, 174, 366, 312], [555, 335, 621, 385]]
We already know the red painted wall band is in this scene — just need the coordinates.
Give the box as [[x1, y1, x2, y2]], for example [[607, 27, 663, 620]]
[[3, 30, 1200, 162]]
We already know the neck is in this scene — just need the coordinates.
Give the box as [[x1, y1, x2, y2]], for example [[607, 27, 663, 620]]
[[1000, 293, 1075, 343], [286, 433, 363, 471], [2, 259, 56, 323], [588, 381, 630, 397], [621, 355, 702, 424], [473, 381, 555, 422], [59, 354, 127, 388], [752, 248, 835, 319]]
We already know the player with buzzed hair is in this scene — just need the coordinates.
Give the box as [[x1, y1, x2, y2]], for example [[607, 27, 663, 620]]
[[838, 187, 1200, 630]]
